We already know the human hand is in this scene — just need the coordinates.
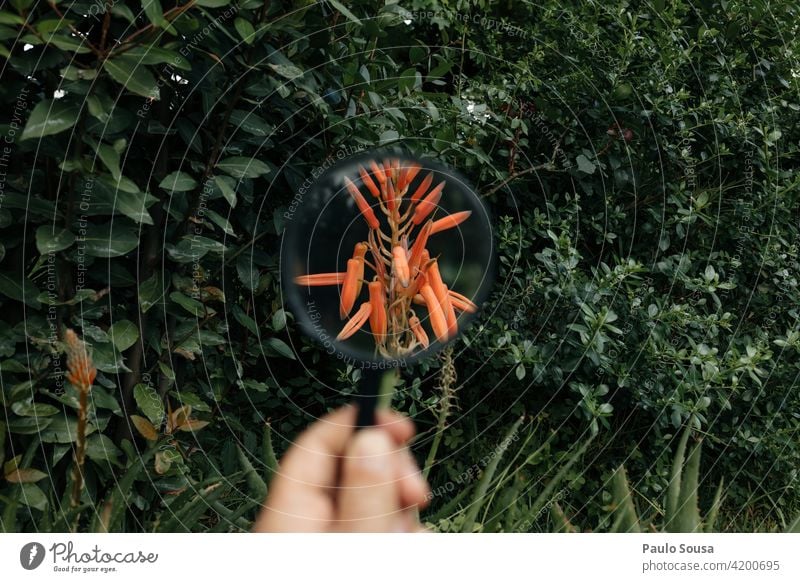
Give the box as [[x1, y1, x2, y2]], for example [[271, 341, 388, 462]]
[[253, 405, 430, 532]]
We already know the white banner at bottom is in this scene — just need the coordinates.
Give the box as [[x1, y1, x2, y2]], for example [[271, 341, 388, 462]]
[[1, 533, 798, 581]]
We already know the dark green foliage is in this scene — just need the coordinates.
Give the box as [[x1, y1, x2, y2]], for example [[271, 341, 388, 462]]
[[1, 0, 798, 531]]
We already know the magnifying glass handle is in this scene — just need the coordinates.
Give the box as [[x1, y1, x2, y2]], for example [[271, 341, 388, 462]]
[[355, 368, 382, 428]]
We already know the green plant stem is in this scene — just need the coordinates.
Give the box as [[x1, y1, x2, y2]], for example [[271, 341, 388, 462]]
[[70, 386, 89, 530]]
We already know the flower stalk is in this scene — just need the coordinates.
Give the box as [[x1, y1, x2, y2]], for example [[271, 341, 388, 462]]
[[64, 328, 97, 519]]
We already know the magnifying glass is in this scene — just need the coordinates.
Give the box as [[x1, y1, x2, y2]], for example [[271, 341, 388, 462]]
[[280, 151, 495, 427]]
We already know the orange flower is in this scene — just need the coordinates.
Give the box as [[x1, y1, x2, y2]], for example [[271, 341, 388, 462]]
[[430, 210, 472, 235], [392, 245, 410, 287], [425, 260, 457, 337], [398, 163, 422, 193], [337, 302, 372, 340], [340, 258, 361, 318], [294, 158, 477, 357], [448, 289, 478, 313], [344, 176, 380, 229], [419, 284, 448, 342], [369, 160, 386, 184], [412, 181, 445, 225], [408, 314, 429, 348], [368, 280, 387, 342], [408, 220, 433, 273], [442, 284, 458, 338], [384, 177, 397, 213], [352, 242, 368, 297], [410, 172, 433, 203], [64, 329, 97, 391], [358, 165, 381, 198], [294, 272, 347, 286]]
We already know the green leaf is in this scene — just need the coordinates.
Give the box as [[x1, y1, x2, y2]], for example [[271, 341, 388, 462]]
[[0, 271, 41, 308], [125, 45, 191, 70], [92, 342, 131, 373], [665, 425, 691, 530], [91, 141, 122, 180], [82, 222, 140, 258], [576, 154, 596, 174], [609, 466, 641, 532], [138, 273, 165, 313], [86, 176, 156, 225], [159, 171, 197, 192], [328, 0, 360, 24], [86, 434, 122, 465], [235, 17, 255, 44], [216, 157, 270, 179], [20, 99, 80, 140], [272, 308, 287, 331], [109, 320, 139, 351], [40, 416, 96, 444], [237, 446, 268, 500], [268, 63, 304, 80], [5, 467, 48, 483], [461, 416, 523, 532], [0, 12, 26, 25], [17, 483, 48, 511], [264, 337, 295, 360], [142, 0, 167, 28], [236, 255, 259, 291], [134, 383, 164, 426], [170, 292, 205, 316], [10, 401, 60, 417], [103, 56, 160, 100], [213, 175, 237, 207], [46, 33, 92, 54], [35, 225, 75, 254], [194, 0, 231, 6], [228, 110, 272, 137]]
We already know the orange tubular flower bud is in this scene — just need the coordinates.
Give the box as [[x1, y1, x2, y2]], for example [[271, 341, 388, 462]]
[[448, 289, 478, 313], [368, 280, 387, 342], [398, 163, 422, 193], [294, 272, 347, 286], [392, 245, 410, 287], [337, 302, 372, 340], [344, 176, 380, 229], [442, 284, 458, 338], [408, 315, 430, 348], [410, 173, 433, 203], [358, 165, 381, 198], [385, 178, 396, 213], [412, 181, 445, 225], [369, 160, 386, 185], [340, 258, 360, 318], [425, 261, 455, 336], [430, 210, 472, 235], [420, 284, 448, 342], [408, 220, 433, 273], [353, 242, 368, 297], [426, 260, 447, 305]]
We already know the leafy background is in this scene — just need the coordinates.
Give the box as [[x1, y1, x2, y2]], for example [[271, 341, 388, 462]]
[[1, 0, 798, 532]]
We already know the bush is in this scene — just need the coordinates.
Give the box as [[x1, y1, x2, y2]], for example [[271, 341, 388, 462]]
[[1, 0, 798, 532]]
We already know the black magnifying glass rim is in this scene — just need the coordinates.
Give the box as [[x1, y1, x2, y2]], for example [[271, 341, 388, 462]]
[[279, 148, 496, 367]]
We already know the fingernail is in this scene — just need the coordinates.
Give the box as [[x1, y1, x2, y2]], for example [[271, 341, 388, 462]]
[[351, 429, 393, 473]]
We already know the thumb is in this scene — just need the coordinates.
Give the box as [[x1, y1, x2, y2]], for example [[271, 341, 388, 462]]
[[335, 428, 402, 532]]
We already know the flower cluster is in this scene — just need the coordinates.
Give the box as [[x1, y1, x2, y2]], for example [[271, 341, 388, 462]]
[[64, 328, 97, 392], [294, 158, 477, 358]]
